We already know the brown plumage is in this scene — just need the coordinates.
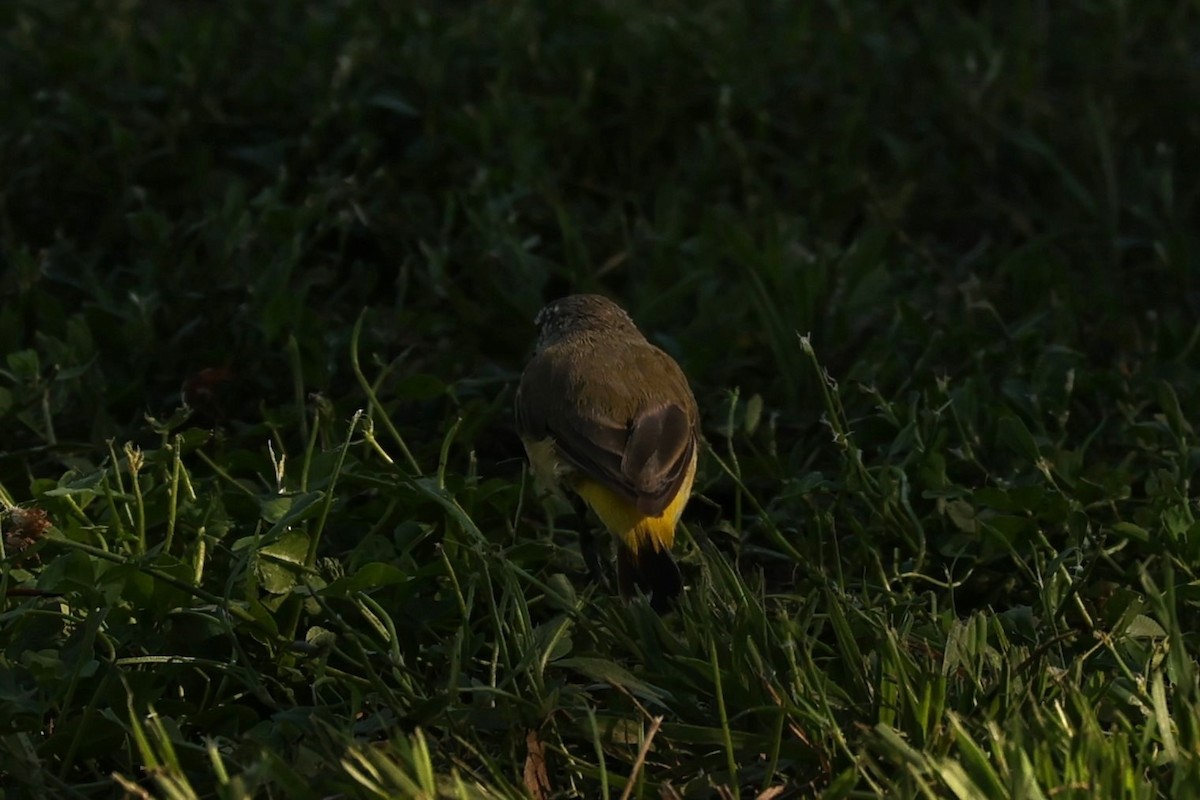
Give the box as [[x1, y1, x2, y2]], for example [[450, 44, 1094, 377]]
[[515, 294, 699, 611]]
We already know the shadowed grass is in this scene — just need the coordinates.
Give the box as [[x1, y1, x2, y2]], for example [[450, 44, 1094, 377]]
[[2, 0, 1199, 796]]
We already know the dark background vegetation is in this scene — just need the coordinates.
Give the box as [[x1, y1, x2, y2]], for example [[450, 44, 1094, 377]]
[[1, 1, 1198, 797]]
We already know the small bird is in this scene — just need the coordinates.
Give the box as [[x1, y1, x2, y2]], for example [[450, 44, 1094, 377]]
[[515, 294, 699, 612]]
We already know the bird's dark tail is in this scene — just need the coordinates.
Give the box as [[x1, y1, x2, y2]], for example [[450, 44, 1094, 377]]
[[617, 543, 682, 613]]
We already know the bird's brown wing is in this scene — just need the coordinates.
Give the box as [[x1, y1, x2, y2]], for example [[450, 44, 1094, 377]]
[[620, 400, 695, 514], [516, 344, 697, 516]]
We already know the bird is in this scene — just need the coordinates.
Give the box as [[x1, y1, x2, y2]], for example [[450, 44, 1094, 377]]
[[515, 294, 699, 612]]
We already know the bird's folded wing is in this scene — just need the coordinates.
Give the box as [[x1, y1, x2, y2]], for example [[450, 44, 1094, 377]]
[[516, 349, 696, 517], [552, 404, 694, 516]]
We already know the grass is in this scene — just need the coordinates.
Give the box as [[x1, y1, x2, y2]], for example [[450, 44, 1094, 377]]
[[1, 0, 1199, 796]]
